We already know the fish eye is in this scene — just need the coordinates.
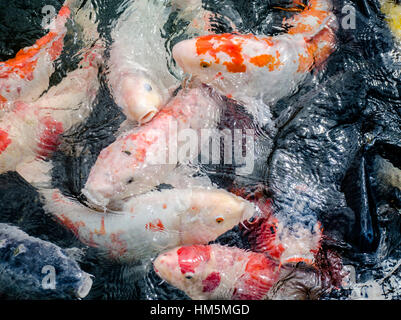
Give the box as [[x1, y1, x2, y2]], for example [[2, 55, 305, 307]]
[[126, 177, 134, 184], [200, 61, 211, 68], [185, 272, 194, 279], [144, 83, 153, 92], [215, 216, 224, 224]]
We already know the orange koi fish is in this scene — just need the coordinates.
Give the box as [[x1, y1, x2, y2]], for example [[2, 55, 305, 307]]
[[0, 4, 71, 106], [0, 45, 101, 173], [172, 0, 338, 125]]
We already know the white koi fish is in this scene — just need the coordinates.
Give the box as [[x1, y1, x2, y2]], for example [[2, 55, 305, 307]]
[[107, 0, 212, 124], [82, 85, 221, 207], [18, 160, 256, 263]]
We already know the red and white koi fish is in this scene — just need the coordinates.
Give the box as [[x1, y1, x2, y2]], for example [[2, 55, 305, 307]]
[[108, 0, 217, 124], [0, 45, 101, 173], [82, 85, 221, 207], [154, 244, 280, 300], [237, 189, 322, 266], [172, 0, 338, 125], [0, 4, 71, 106], [18, 160, 256, 262], [248, 208, 322, 266]]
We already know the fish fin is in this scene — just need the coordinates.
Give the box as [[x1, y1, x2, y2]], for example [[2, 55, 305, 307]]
[[16, 158, 53, 188], [64, 247, 87, 262], [241, 98, 274, 128], [164, 165, 214, 189]]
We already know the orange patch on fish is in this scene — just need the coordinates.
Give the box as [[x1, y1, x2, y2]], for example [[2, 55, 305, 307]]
[[94, 217, 106, 235], [0, 6, 70, 80], [249, 51, 283, 71], [145, 219, 165, 232], [196, 34, 247, 73]]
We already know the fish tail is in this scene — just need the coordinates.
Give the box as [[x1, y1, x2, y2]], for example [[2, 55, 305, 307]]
[[284, 0, 336, 37]]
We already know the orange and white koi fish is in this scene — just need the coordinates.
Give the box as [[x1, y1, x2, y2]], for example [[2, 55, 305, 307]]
[[82, 85, 221, 207], [0, 4, 71, 106], [172, 0, 338, 125], [0, 45, 101, 173], [108, 0, 213, 124], [154, 244, 280, 300], [18, 160, 256, 262]]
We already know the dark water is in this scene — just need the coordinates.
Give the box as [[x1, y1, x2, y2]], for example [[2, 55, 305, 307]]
[[0, 0, 400, 299]]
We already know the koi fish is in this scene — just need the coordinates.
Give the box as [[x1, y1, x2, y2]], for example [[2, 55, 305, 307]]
[[108, 0, 211, 124], [380, 0, 401, 41], [154, 243, 280, 300], [18, 160, 256, 263], [0, 3, 71, 106], [0, 45, 101, 173], [82, 85, 221, 207], [0, 223, 92, 299], [242, 190, 323, 266], [172, 0, 338, 125]]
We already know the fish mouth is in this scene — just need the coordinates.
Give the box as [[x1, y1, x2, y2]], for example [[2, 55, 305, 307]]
[[153, 251, 178, 284], [81, 187, 110, 209], [76, 273, 93, 299]]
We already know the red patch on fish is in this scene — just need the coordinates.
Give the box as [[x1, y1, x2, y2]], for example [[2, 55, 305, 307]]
[[177, 245, 211, 274], [202, 272, 221, 293], [58, 213, 85, 238], [37, 116, 64, 157], [145, 219, 165, 232], [108, 232, 128, 258], [232, 253, 278, 300], [0, 129, 11, 154]]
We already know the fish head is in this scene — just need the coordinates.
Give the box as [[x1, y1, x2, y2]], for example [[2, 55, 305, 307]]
[[118, 75, 162, 124], [180, 189, 256, 244], [173, 35, 235, 85], [82, 136, 152, 207], [154, 245, 217, 298]]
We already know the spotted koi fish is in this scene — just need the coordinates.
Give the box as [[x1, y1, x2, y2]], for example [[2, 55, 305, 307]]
[[154, 243, 280, 300], [172, 0, 338, 125], [82, 85, 221, 207], [0, 4, 71, 106], [18, 159, 256, 262], [0, 45, 101, 173], [107, 0, 211, 124]]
